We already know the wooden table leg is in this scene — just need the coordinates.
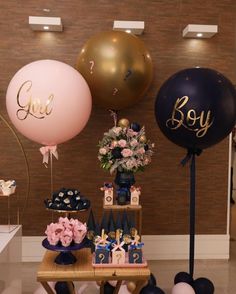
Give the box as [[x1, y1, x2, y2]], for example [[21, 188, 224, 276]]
[[40, 282, 55, 294], [100, 280, 105, 294], [113, 280, 122, 294], [133, 280, 147, 294]]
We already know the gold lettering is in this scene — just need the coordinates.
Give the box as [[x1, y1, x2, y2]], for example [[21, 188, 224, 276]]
[[16, 80, 54, 120], [187, 109, 197, 126], [166, 96, 214, 138], [196, 111, 213, 137], [166, 96, 189, 129]]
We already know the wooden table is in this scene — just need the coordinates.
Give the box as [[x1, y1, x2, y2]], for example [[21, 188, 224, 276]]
[[37, 248, 150, 294]]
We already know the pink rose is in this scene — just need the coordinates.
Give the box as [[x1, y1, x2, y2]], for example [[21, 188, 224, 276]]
[[45, 223, 62, 246], [118, 139, 127, 148], [144, 157, 151, 165], [121, 148, 133, 157], [73, 222, 87, 244], [47, 232, 60, 246], [127, 129, 138, 137], [60, 229, 73, 247], [99, 147, 107, 155], [137, 148, 145, 154], [58, 217, 70, 228], [130, 139, 138, 147], [126, 159, 137, 169]]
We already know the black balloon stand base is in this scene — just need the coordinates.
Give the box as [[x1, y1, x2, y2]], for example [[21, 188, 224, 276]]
[[55, 251, 77, 265]]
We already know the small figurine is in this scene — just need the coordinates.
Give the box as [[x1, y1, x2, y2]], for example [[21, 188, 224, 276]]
[[95, 229, 110, 264], [128, 230, 144, 264], [111, 230, 125, 265], [0, 179, 16, 196], [101, 183, 113, 206], [130, 186, 141, 206]]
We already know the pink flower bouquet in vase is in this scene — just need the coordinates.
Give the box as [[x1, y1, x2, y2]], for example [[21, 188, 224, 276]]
[[98, 119, 154, 204]]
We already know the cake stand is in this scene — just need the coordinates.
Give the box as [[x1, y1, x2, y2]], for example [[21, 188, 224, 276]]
[[42, 237, 90, 265]]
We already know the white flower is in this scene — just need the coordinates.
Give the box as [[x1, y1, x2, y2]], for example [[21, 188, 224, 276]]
[[112, 127, 122, 135], [99, 147, 107, 155]]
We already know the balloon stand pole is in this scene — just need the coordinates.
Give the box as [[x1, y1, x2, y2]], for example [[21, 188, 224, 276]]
[[50, 151, 53, 195], [50, 151, 54, 222], [189, 154, 196, 278]]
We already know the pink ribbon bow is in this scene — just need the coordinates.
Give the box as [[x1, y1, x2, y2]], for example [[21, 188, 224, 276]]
[[112, 241, 125, 252], [39, 145, 58, 166], [130, 185, 141, 193]]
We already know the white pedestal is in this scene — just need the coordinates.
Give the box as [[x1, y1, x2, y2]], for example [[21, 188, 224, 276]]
[[0, 225, 22, 293]]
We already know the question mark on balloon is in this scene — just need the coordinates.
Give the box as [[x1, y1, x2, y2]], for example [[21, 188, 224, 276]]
[[124, 69, 132, 81], [89, 60, 95, 74], [113, 88, 118, 96], [133, 253, 139, 263], [99, 253, 105, 264]]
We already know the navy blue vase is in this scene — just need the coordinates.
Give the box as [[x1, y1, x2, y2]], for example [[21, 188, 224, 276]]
[[115, 171, 135, 204]]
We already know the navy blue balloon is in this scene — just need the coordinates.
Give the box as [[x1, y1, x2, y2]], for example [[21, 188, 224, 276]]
[[149, 273, 157, 286], [174, 271, 193, 285], [193, 277, 214, 294], [104, 282, 115, 293], [140, 285, 165, 294], [155, 68, 236, 150], [55, 282, 72, 294], [131, 122, 141, 132]]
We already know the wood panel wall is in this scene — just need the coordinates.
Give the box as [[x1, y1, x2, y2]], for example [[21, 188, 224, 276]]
[[0, 0, 235, 235]]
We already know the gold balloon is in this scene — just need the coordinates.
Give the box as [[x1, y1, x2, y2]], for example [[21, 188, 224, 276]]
[[139, 135, 147, 143], [118, 118, 130, 128], [127, 281, 136, 292], [76, 31, 153, 110]]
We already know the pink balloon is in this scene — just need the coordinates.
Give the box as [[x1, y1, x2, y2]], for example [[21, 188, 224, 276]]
[[6, 60, 92, 145], [171, 282, 195, 294]]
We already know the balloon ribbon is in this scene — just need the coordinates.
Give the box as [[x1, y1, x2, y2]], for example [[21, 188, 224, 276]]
[[181, 148, 202, 279], [109, 110, 118, 126], [39, 145, 58, 167]]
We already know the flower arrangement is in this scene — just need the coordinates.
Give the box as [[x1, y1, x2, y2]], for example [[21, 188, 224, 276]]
[[98, 119, 154, 174], [45, 217, 87, 247]]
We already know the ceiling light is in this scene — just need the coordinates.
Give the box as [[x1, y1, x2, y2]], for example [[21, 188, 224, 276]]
[[29, 16, 63, 32], [196, 33, 203, 37], [182, 24, 218, 38], [113, 20, 145, 35]]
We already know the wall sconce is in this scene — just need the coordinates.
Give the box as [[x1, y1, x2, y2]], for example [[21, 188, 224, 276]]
[[29, 16, 63, 32], [182, 24, 218, 38], [113, 20, 145, 35]]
